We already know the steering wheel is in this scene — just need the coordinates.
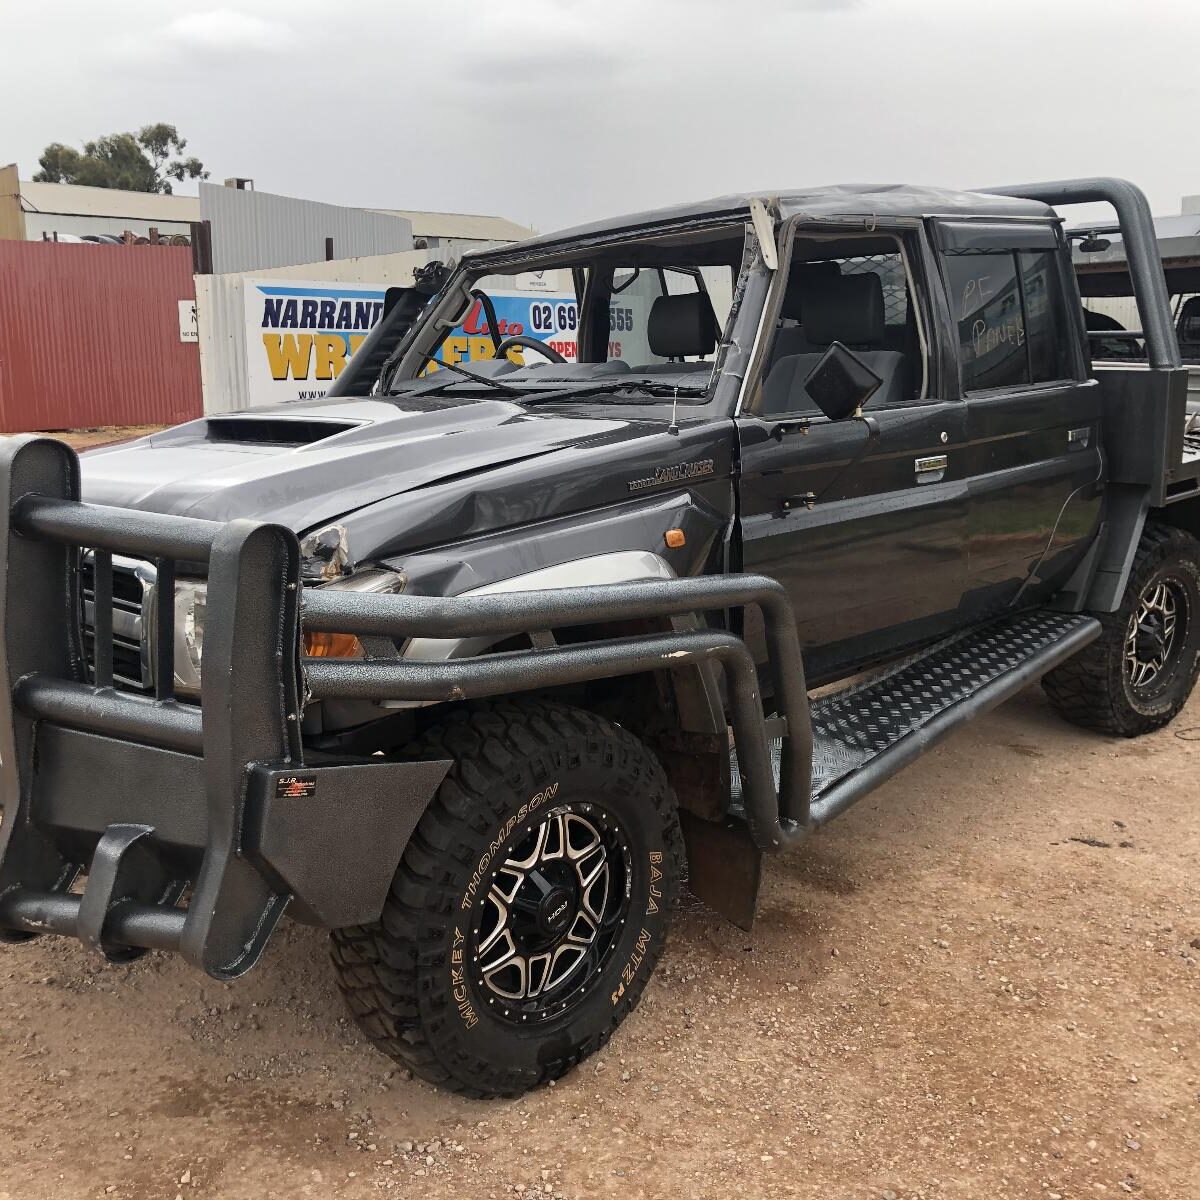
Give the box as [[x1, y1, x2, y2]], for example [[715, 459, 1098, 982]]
[[493, 335, 568, 365]]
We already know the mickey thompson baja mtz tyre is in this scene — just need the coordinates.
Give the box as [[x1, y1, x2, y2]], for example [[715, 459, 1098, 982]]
[[1043, 522, 1200, 737], [330, 700, 684, 1098]]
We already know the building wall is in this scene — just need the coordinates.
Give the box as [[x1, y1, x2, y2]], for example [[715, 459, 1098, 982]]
[[0, 165, 25, 240], [199, 183, 413, 275], [0, 241, 202, 431]]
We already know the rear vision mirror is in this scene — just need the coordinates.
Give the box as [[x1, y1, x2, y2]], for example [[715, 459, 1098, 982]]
[[1077, 232, 1112, 254], [802, 341, 883, 422]]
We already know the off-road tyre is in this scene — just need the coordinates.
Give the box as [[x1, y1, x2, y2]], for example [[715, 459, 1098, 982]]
[[1043, 522, 1200, 736], [330, 699, 683, 1098]]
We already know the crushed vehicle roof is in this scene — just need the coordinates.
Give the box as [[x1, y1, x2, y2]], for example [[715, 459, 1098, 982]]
[[475, 184, 1055, 259]]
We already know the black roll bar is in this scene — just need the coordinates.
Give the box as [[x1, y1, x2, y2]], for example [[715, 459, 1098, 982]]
[[982, 177, 1181, 370]]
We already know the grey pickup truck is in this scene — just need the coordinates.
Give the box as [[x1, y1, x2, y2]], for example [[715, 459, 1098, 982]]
[[0, 177, 1195, 1097]]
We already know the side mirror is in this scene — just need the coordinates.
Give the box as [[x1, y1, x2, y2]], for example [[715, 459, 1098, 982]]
[[802, 341, 882, 422]]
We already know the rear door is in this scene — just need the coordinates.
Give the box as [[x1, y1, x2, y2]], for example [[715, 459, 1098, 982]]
[[933, 221, 1104, 618]]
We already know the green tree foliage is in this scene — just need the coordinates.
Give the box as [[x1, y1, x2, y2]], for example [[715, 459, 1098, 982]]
[[33, 124, 208, 194]]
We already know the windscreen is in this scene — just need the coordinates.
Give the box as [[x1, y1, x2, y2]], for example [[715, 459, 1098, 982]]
[[393, 225, 748, 401]]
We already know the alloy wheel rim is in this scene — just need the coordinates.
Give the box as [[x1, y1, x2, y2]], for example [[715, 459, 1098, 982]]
[[471, 804, 630, 1025], [1124, 576, 1187, 693]]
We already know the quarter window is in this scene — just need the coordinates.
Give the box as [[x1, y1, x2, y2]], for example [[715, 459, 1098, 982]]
[[942, 248, 1078, 391]]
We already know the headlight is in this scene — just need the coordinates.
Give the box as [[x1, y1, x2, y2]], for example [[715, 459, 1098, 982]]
[[302, 567, 406, 660], [173, 579, 208, 696], [167, 566, 405, 693], [299, 523, 352, 582]]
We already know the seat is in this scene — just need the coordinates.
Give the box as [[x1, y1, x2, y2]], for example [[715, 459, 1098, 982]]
[[770, 261, 841, 363], [761, 273, 906, 416], [634, 292, 720, 373]]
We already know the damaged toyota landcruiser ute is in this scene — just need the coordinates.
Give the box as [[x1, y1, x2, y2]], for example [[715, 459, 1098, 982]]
[[1, 178, 1197, 1097]]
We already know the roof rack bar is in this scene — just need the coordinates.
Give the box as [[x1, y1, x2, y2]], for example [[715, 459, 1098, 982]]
[[981, 178, 1180, 370]]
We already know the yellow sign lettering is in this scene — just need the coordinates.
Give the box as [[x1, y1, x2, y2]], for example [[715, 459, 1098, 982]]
[[263, 333, 313, 381]]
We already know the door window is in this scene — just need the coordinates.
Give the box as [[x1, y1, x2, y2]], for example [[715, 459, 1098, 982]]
[[759, 233, 928, 416], [942, 248, 1079, 391]]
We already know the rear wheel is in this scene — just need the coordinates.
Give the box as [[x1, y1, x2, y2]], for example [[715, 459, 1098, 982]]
[[1043, 523, 1200, 736], [330, 699, 682, 1098]]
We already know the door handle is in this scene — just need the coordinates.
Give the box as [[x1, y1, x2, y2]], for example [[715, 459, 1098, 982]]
[[914, 454, 947, 483]]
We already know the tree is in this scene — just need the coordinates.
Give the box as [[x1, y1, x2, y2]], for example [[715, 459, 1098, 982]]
[[33, 124, 208, 194]]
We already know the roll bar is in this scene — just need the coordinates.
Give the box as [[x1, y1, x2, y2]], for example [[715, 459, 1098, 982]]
[[982, 177, 1181, 370]]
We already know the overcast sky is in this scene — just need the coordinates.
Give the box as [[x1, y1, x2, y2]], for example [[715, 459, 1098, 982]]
[[3, 0, 1199, 234]]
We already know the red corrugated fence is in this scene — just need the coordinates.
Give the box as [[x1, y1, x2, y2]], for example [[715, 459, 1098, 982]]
[[0, 241, 202, 431]]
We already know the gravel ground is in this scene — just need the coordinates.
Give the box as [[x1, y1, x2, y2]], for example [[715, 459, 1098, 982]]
[[0, 684, 1196, 1199]]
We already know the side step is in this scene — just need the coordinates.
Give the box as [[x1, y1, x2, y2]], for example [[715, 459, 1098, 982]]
[[732, 610, 1102, 831]]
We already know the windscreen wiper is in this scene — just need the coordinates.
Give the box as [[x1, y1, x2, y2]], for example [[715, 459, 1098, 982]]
[[389, 353, 527, 397], [518, 379, 708, 407]]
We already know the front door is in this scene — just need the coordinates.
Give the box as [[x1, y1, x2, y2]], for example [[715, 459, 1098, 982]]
[[737, 225, 968, 684]]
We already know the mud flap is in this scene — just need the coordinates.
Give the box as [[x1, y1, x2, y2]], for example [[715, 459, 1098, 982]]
[[678, 810, 762, 931]]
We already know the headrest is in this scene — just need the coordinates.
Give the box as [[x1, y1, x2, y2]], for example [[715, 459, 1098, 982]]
[[647, 293, 719, 359], [803, 273, 886, 347], [780, 260, 840, 321]]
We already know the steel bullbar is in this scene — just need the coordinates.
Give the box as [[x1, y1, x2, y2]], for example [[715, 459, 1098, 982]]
[[303, 575, 814, 844]]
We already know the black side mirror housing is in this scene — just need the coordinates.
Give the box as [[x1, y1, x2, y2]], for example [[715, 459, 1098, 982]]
[[802, 341, 883, 422]]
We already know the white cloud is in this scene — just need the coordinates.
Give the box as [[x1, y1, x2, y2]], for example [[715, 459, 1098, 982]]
[[160, 9, 290, 54], [105, 7, 298, 65]]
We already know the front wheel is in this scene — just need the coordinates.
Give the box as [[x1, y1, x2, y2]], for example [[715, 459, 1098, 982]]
[[1043, 522, 1200, 736], [330, 700, 683, 1098]]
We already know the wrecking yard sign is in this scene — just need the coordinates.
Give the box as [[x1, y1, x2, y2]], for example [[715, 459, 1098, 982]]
[[243, 275, 580, 407]]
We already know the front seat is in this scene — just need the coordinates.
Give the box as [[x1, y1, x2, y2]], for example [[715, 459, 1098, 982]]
[[637, 292, 720, 374], [761, 273, 906, 416], [770, 260, 841, 365]]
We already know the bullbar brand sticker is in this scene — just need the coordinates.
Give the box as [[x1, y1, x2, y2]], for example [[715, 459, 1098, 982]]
[[275, 774, 317, 799]]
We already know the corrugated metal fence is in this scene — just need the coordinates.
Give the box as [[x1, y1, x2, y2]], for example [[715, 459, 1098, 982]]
[[0, 240, 201, 431]]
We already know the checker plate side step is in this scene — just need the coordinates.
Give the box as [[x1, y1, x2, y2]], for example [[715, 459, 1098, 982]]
[[731, 610, 1101, 830]]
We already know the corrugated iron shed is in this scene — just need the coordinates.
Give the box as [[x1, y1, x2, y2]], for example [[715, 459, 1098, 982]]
[[0, 241, 202, 431]]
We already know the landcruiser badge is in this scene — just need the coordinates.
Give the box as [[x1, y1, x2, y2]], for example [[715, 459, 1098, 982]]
[[276, 774, 317, 799], [627, 459, 715, 493]]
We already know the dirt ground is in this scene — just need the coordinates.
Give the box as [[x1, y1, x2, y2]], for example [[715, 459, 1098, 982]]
[[0, 686, 1196, 1200], [35, 426, 164, 452]]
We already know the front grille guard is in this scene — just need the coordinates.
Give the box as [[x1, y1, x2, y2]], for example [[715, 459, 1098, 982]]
[[0, 437, 814, 976]]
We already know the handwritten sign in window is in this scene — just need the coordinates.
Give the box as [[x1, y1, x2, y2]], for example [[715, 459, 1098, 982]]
[[943, 254, 1028, 390]]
